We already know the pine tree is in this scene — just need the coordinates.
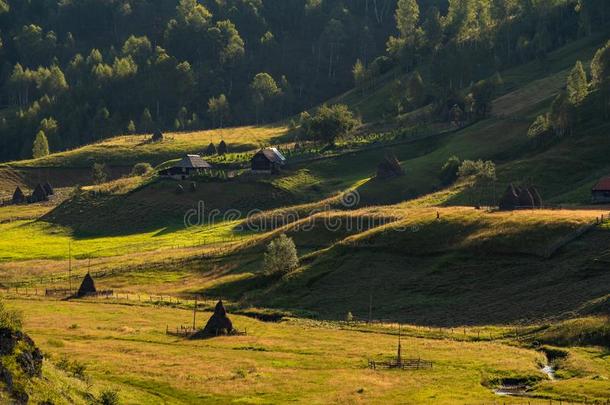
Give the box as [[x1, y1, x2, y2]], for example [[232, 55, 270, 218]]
[[591, 41, 610, 118], [550, 92, 575, 136], [567, 61, 588, 104], [407, 71, 425, 108], [140, 108, 153, 132], [32, 130, 49, 158], [352, 59, 367, 93], [127, 120, 136, 134]]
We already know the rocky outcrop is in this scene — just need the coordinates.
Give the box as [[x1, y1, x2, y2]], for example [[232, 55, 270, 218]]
[[0, 328, 43, 404]]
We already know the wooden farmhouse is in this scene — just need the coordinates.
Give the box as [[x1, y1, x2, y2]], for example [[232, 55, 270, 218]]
[[159, 154, 212, 180], [592, 176, 610, 203], [251, 148, 286, 174]]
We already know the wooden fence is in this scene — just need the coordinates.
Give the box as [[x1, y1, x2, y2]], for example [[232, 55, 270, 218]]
[[368, 358, 433, 370], [44, 288, 113, 297], [166, 325, 247, 338], [0, 236, 261, 290]]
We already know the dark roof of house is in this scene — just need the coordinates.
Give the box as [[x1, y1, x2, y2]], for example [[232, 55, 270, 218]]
[[176, 154, 212, 169], [254, 148, 286, 164], [593, 176, 610, 191]]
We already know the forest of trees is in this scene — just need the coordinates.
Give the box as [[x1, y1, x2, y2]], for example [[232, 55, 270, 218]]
[[0, 0, 398, 160], [0, 0, 608, 162]]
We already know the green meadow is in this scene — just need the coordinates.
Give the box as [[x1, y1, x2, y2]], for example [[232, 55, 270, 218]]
[[4, 297, 609, 404]]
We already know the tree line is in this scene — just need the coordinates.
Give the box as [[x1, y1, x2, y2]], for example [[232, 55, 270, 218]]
[[0, 0, 397, 161], [0, 0, 608, 162], [355, 0, 610, 122]]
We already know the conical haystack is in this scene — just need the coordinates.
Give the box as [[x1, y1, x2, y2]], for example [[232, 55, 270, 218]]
[[12, 187, 26, 204], [192, 300, 234, 338], [205, 142, 217, 156], [517, 187, 535, 208], [76, 273, 97, 297], [376, 154, 404, 179], [43, 182, 54, 196], [499, 184, 519, 211], [29, 184, 48, 203], [528, 187, 542, 208]]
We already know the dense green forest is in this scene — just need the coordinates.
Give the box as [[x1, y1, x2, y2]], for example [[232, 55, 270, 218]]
[[0, 0, 608, 162]]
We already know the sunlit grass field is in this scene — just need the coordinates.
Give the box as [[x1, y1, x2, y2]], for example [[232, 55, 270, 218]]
[[0, 219, 244, 262], [10, 125, 290, 168], [4, 297, 608, 404], [0, 298, 545, 403]]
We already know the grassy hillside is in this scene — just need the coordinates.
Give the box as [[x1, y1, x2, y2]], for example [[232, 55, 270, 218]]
[[9, 126, 290, 169], [333, 35, 606, 122], [3, 199, 608, 326], [4, 296, 609, 404]]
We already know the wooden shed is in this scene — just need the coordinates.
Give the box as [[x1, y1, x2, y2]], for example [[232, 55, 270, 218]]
[[592, 176, 610, 204], [159, 154, 212, 180], [251, 148, 286, 174]]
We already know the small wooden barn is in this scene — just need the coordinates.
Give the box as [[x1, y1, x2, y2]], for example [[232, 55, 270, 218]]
[[592, 176, 610, 203], [159, 154, 212, 180], [251, 148, 286, 174], [12, 187, 26, 204]]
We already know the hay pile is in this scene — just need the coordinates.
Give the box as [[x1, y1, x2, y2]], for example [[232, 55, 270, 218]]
[[499, 184, 542, 210], [499, 184, 519, 210], [205, 142, 217, 156], [517, 187, 535, 208], [192, 300, 234, 339], [11, 187, 25, 204], [29, 184, 49, 203], [377, 154, 404, 179], [152, 129, 164, 142], [76, 273, 97, 298], [43, 182, 54, 196]]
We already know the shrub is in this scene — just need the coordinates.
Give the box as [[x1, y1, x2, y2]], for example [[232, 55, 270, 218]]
[[264, 234, 299, 276], [92, 163, 108, 184], [0, 298, 22, 331], [98, 389, 120, 405], [131, 162, 153, 176], [56, 356, 87, 380], [527, 113, 554, 145], [458, 159, 496, 183], [439, 155, 461, 185], [308, 104, 359, 145]]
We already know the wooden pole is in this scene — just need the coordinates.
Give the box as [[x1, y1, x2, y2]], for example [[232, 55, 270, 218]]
[[68, 242, 72, 293], [193, 298, 197, 330]]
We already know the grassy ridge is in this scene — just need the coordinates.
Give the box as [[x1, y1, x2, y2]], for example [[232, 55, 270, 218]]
[[10, 126, 289, 168]]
